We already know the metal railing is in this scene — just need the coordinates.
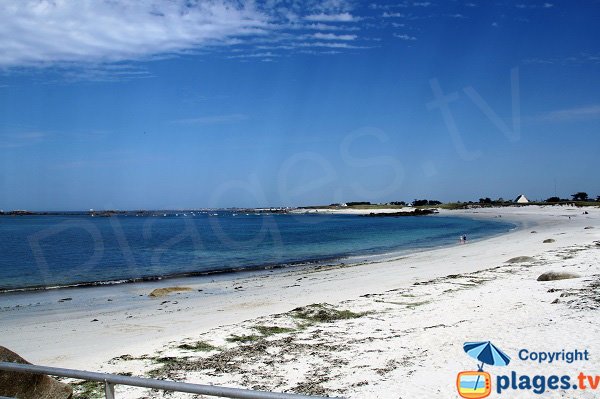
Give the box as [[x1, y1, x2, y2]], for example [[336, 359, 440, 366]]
[[0, 362, 343, 399]]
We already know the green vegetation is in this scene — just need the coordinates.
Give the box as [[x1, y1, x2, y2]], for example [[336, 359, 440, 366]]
[[147, 356, 188, 378], [572, 192, 589, 201], [177, 341, 217, 351], [411, 199, 442, 206], [71, 380, 105, 399], [436, 202, 470, 210], [303, 192, 599, 212], [350, 204, 403, 209], [290, 303, 366, 323], [253, 325, 295, 336], [226, 334, 262, 343]]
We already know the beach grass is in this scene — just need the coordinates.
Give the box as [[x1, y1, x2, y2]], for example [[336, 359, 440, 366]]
[[71, 380, 105, 398], [177, 341, 217, 351], [253, 325, 295, 336], [226, 334, 263, 343], [290, 303, 366, 323]]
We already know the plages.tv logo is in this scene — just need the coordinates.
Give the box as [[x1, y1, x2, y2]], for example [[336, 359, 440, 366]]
[[457, 341, 511, 398]]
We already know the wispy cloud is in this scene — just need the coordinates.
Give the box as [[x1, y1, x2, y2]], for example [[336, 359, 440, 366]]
[[534, 105, 600, 122], [303, 23, 359, 31], [0, 132, 47, 148], [228, 52, 279, 60], [382, 12, 405, 18], [516, 3, 554, 9], [60, 64, 152, 83], [1, 0, 561, 76], [0, 0, 375, 74], [394, 33, 417, 41], [523, 52, 600, 66], [171, 114, 249, 125], [312, 33, 357, 41], [298, 42, 365, 49], [0, 1, 270, 68], [304, 12, 359, 22]]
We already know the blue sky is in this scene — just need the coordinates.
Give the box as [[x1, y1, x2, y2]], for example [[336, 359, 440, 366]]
[[0, 0, 599, 210]]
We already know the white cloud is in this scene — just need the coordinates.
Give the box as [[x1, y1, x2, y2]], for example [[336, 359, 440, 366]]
[[523, 57, 555, 65], [303, 23, 350, 31], [516, 3, 554, 9], [413, 2, 431, 7], [382, 12, 405, 18], [535, 105, 600, 122], [0, 0, 373, 71], [369, 3, 408, 10], [59, 63, 152, 82], [298, 41, 363, 49], [304, 12, 359, 22], [394, 33, 417, 41], [0, 1, 269, 68], [228, 52, 278, 59], [312, 33, 357, 41]]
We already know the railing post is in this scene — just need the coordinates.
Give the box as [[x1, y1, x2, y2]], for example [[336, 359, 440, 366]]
[[104, 381, 115, 399]]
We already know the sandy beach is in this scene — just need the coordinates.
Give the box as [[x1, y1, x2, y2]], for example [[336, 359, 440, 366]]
[[1, 205, 599, 398]]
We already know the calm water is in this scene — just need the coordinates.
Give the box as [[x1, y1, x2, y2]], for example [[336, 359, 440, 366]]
[[0, 213, 514, 291]]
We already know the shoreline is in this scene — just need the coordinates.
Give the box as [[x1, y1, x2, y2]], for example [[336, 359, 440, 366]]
[[0, 212, 514, 294], [1, 205, 599, 397]]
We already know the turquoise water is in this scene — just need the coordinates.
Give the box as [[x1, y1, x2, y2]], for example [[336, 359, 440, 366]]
[[0, 213, 514, 291]]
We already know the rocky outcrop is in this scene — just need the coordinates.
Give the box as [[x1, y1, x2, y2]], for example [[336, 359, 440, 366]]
[[0, 346, 72, 399], [363, 209, 438, 217], [537, 272, 580, 282]]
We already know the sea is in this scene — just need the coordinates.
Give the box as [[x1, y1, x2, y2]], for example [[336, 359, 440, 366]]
[[0, 212, 515, 292]]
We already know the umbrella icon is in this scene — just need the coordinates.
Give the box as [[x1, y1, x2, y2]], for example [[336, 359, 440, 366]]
[[462, 341, 511, 396], [463, 341, 511, 370]]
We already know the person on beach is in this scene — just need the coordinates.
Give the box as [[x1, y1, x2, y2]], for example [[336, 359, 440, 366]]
[[459, 235, 464, 244], [463, 234, 467, 243]]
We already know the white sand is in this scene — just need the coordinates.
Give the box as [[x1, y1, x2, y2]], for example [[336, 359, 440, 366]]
[[290, 207, 417, 215], [1, 205, 599, 398]]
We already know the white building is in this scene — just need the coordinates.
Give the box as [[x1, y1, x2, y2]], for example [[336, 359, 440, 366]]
[[515, 194, 529, 203]]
